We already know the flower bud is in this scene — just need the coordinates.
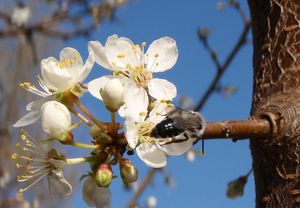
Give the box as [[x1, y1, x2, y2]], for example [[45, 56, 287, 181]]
[[89, 124, 113, 144], [120, 160, 138, 184], [41, 101, 72, 140], [226, 175, 247, 199], [100, 78, 124, 112], [95, 163, 113, 187]]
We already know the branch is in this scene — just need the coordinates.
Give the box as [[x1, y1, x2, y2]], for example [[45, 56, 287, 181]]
[[194, 20, 251, 111], [127, 168, 158, 208], [203, 118, 270, 140]]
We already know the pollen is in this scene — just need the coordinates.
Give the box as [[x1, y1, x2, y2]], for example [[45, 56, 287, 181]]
[[139, 112, 147, 117], [117, 54, 126, 58], [18, 189, 24, 196], [154, 54, 159, 58], [12, 153, 18, 159], [19, 82, 32, 88], [58, 55, 78, 68], [132, 45, 140, 52]]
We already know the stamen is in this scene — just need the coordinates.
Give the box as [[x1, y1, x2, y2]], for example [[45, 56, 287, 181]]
[[19, 81, 49, 97], [117, 54, 126, 58]]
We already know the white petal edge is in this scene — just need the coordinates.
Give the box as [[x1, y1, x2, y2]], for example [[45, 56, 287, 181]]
[[159, 137, 194, 156], [77, 44, 95, 83], [88, 75, 114, 100], [48, 170, 72, 196], [146, 36, 178, 72], [88, 41, 112, 70], [82, 177, 111, 207], [13, 110, 41, 127], [136, 143, 167, 168], [124, 119, 138, 148], [122, 83, 148, 122], [148, 78, 177, 100]]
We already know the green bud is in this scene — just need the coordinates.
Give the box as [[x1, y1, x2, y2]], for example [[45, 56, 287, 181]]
[[120, 160, 138, 184], [95, 163, 113, 188], [226, 175, 247, 199], [89, 124, 112, 144]]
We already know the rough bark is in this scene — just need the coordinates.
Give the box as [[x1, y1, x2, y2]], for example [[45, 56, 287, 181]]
[[248, 0, 300, 207]]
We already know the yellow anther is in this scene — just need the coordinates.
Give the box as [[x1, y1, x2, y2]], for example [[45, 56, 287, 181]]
[[19, 82, 31, 88], [132, 45, 140, 52], [16, 163, 21, 168], [154, 54, 159, 58], [18, 189, 24, 196], [11, 153, 18, 159], [117, 54, 126, 58], [16, 143, 21, 147], [139, 112, 147, 117], [58, 56, 77, 68], [21, 134, 27, 140], [142, 42, 146, 47]]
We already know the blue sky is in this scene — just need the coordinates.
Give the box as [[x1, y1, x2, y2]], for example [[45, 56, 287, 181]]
[[60, 0, 254, 207]]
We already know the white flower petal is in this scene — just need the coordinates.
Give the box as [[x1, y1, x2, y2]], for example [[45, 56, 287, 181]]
[[122, 83, 148, 122], [146, 37, 178, 72], [159, 137, 194, 156], [26, 95, 55, 111], [124, 119, 138, 148], [48, 169, 72, 196], [88, 41, 112, 69], [77, 45, 95, 83], [148, 78, 177, 100], [41, 57, 73, 91], [148, 101, 170, 124], [136, 143, 167, 168], [59, 47, 83, 69], [105, 35, 138, 69], [13, 110, 41, 127], [88, 75, 114, 100]]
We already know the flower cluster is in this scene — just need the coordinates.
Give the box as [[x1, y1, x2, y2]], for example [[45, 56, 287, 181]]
[[13, 35, 205, 206]]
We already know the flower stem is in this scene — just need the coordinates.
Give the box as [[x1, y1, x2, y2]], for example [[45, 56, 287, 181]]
[[111, 112, 116, 126], [68, 141, 99, 149], [65, 156, 93, 165], [68, 101, 92, 126], [74, 98, 106, 129]]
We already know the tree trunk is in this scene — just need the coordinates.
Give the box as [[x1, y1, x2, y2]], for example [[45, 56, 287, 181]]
[[248, 0, 300, 207]]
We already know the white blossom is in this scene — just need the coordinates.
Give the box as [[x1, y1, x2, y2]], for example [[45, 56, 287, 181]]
[[88, 35, 177, 120], [12, 4, 31, 27], [13, 46, 94, 128], [146, 196, 157, 208], [124, 102, 194, 168], [41, 101, 72, 138], [83, 176, 111, 208], [12, 130, 72, 196]]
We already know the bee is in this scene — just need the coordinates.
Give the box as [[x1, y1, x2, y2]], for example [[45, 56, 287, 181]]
[[150, 107, 206, 146]]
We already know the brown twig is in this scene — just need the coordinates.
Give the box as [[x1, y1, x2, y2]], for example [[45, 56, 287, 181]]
[[202, 118, 270, 140], [194, 20, 251, 111], [127, 168, 158, 208]]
